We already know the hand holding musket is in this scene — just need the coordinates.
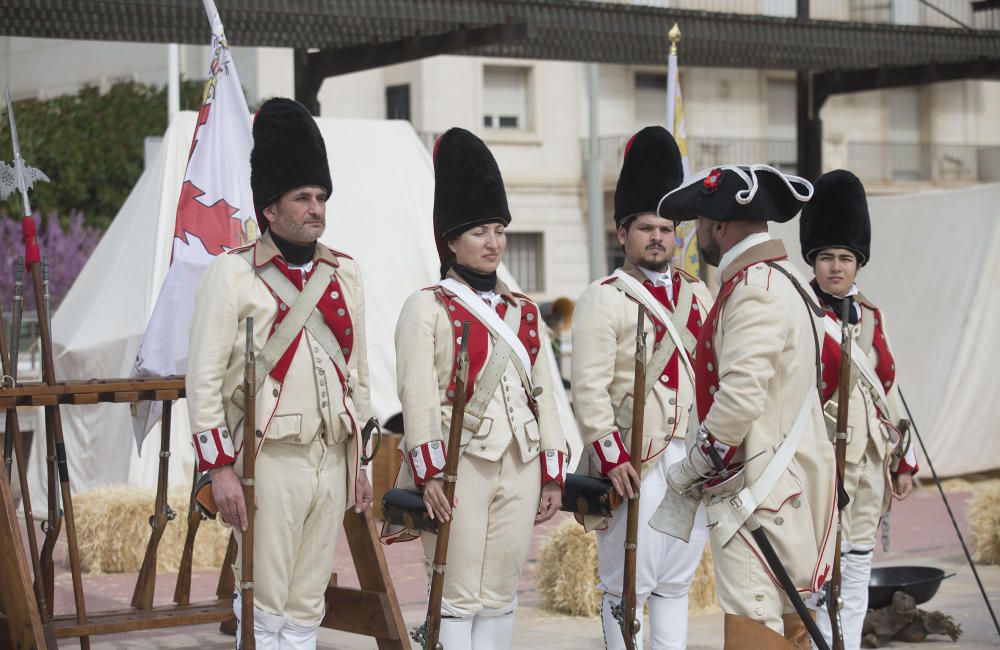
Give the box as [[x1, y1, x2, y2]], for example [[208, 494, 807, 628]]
[[611, 307, 646, 650], [241, 318, 257, 650], [412, 321, 470, 650], [828, 298, 852, 650]]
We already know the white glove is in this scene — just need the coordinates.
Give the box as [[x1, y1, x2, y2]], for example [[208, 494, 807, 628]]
[[649, 487, 702, 542]]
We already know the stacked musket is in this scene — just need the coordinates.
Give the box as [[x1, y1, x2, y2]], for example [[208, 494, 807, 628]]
[[3, 84, 91, 647]]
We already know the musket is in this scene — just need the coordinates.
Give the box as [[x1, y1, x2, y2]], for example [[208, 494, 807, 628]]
[[412, 321, 470, 650], [38, 260, 62, 619], [828, 298, 852, 650], [611, 307, 646, 650], [131, 399, 177, 609], [3, 258, 23, 480], [174, 463, 206, 606], [240, 317, 256, 650], [0, 299, 48, 618], [898, 391, 1000, 639], [8, 89, 92, 647]]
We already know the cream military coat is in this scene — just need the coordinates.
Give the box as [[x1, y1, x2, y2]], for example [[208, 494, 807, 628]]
[[700, 238, 837, 596], [573, 261, 712, 480], [393, 274, 566, 481], [186, 232, 371, 509]]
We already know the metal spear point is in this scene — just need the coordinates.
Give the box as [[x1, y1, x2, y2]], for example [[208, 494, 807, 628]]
[[2, 83, 50, 209]]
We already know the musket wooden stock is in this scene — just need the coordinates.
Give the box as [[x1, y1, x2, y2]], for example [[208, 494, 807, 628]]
[[131, 400, 175, 610], [619, 307, 646, 650], [828, 298, 852, 650], [174, 465, 205, 606], [29, 255, 93, 649], [241, 318, 257, 649], [418, 321, 470, 650], [0, 302, 48, 619]]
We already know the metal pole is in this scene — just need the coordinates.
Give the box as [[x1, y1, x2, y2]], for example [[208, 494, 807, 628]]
[[167, 44, 180, 124], [585, 63, 606, 281]]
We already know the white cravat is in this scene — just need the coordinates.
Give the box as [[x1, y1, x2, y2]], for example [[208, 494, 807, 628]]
[[638, 264, 674, 304], [717, 232, 772, 280], [477, 289, 504, 310]]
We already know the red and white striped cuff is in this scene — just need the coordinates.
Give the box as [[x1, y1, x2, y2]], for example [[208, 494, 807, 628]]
[[193, 426, 237, 471], [897, 443, 919, 475], [408, 440, 447, 487], [541, 450, 567, 487], [592, 431, 630, 476]]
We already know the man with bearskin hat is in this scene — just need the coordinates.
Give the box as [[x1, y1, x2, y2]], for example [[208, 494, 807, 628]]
[[571, 126, 713, 649], [650, 164, 836, 648], [387, 127, 567, 648], [800, 169, 918, 649], [186, 98, 374, 648]]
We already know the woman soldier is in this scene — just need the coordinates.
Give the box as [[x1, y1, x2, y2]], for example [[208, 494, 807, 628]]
[[801, 169, 918, 649], [387, 128, 567, 648]]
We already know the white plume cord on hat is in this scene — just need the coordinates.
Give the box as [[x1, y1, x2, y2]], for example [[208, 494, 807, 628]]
[[733, 163, 813, 205]]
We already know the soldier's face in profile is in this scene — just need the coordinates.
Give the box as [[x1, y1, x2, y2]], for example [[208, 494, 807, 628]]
[[696, 217, 721, 267], [618, 213, 675, 272], [264, 185, 328, 244], [813, 247, 858, 297]]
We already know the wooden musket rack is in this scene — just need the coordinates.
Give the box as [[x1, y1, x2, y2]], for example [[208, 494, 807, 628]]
[[0, 376, 409, 649]]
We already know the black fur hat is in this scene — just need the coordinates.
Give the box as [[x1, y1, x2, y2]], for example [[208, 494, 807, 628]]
[[613, 126, 684, 226], [250, 98, 332, 231], [432, 128, 511, 268], [800, 169, 871, 266], [657, 165, 812, 224]]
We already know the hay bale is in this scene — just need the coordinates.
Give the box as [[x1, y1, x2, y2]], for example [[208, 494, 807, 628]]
[[968, 483, 1000, 565], [537, 519, 602, 617], [535, 519, 718, 617], [74, 486, 232, 575], [689, 542, 718, 614]]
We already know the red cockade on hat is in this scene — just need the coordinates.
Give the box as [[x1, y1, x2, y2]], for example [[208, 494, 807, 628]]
[[703, 168, 723, 194]]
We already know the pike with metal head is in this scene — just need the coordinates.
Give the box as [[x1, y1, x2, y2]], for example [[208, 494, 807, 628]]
[[7, 87, 92, 647]]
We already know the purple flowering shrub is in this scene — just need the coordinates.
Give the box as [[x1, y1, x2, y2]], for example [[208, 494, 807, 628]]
[[0, 211, 103, 313]]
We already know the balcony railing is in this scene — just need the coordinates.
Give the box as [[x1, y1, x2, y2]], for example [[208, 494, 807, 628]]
[[847, 142, 1000, 184], [599, 0, 1000, 28], [584, 135, 799, 181], [585, 136, 1000, 185]]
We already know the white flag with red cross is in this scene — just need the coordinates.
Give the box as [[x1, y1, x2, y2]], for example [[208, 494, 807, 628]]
[[130, 0, 256, 448]]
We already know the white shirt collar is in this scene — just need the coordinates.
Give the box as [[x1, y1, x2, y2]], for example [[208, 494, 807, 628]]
[[717, 232, 772, 280], [287, 259, 315, 274], [636, 265, 674, 292]]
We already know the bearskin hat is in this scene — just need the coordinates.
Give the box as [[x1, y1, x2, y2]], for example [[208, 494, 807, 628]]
[[250, 98, 332, 231], [613, 126, 684, 227], [800, 169, 871, 266], [432, 128, 511, 270]]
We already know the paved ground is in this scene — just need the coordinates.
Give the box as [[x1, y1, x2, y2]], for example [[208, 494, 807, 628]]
[[32, 486, 1000, 648]]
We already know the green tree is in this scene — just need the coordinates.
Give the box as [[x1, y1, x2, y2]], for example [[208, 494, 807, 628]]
[[1, 80, 205, 228]]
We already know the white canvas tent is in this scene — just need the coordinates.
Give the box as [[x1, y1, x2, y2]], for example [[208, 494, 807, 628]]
[[24, 111, 582, 501], [771, 182, 1000, 478]]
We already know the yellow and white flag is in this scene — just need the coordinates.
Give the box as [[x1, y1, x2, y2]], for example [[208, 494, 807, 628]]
[[666, 31, 700, 276]]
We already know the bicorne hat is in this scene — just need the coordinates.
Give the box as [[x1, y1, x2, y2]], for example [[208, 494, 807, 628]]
[[657, 164, 813, 224]]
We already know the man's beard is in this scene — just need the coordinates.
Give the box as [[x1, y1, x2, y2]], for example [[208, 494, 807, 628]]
[[698, 239, 721, 267], [637, 248, 672, 272]]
